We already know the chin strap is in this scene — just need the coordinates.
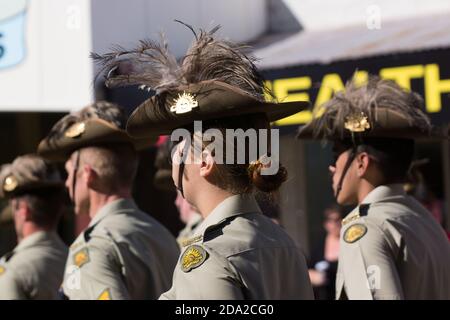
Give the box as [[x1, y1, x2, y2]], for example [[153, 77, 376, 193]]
[[175, 141, 190, 199], [334, 147, 356, 200], [176, 161, 185, 198], [71, 151, 80, 201]]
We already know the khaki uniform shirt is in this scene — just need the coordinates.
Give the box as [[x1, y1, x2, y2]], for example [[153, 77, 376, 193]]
[[336, 184, 450, 300], [160, 194, 313, 300], [0, 231, 68, 299], [176, 212, 202, 248], [63, 198, 179, 300]]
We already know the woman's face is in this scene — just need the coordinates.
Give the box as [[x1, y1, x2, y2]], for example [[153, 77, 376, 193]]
[[171, 139, 202, 205], [329, 142, 359, 205]]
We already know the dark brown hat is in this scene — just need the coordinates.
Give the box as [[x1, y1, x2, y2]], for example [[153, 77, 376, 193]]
[[92, 25, 309, 138], [297, 76, 437, 141], [0, 154, 64, 199], [37, 101, 156, 161], [127, 80, 307, 137]]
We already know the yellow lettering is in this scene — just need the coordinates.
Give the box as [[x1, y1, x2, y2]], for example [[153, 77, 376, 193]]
[[314, 71, 368, 119], [424, 64, 450, 113], [352, 71, 369, 86], [380, 65, 424, 90], [264, 80, 273, 101], [272, 77, 312, 126], [315, 73, 345, 107]]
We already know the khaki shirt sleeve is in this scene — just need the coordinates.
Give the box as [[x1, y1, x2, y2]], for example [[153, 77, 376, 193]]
[[0, 269, 27, 299], [339, 220, 403, 300], [160, 246, 244, 300], [64, 236, 129, 300]]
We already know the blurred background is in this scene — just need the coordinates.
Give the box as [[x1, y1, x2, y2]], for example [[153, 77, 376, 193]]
[[1, 0, 449, 299]]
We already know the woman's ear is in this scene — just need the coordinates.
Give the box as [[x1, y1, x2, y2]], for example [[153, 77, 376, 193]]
[[199, 149, 215, 178]]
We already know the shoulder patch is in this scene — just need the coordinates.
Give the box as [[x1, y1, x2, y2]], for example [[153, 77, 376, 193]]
[[73, 248, 90, 268], [0, 265, 5, 275], [181, 245, 208, 272], [97, 288, 112, 300], [344, 224, 367, 243]]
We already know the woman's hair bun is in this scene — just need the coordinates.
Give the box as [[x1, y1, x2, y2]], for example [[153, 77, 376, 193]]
[[248, 159, 287, 192]]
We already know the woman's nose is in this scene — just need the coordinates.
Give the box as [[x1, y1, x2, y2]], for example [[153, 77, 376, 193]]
[[328, 165, 336, 175]]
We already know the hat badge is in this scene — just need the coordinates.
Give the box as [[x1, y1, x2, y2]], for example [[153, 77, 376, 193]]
[[3, 175, 18, 192], [344, 112, 371, 133], [170, 92, 199, 114], [65, 122, 86, 138]]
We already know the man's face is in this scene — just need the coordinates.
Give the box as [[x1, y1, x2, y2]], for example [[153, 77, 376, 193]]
[[174, 191, 195, 224], [11, 198, 25, 242], [329, 142, 359, 205], [65, 152, 90, 215]]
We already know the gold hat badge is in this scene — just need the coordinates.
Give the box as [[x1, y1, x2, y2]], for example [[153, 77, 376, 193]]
[[170, 92, 199, 114], [3, 175, 18, 192], [344, 112, 371, 133], [65, 122, 86, 138]]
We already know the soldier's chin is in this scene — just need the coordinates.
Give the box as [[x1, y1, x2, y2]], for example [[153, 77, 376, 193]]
[[74, 203, 89, 216], [336, 193, 356, 206]]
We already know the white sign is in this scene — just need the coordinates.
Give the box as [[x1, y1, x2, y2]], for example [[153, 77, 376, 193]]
[[0, 0, 93, 112]]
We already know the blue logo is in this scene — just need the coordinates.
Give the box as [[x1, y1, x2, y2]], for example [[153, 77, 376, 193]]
[[0, 0, 28, 69]]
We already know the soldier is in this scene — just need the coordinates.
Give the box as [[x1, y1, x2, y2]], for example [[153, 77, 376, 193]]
[[95, 25, 314, 299], [154, 137, 202, 248], [37, 101, 180, 300], [0, 155, 68, 299], [297, 76, 450, 299]]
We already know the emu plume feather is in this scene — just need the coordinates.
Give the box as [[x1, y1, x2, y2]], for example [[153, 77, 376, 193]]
[[311, 76, 432, 139], [91, 22, 268, 101], [45, 101, 127, 144]]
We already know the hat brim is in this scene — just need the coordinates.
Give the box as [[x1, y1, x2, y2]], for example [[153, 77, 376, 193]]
[[126, 80, 310, 138], [1, 181, 65, 199], [38, 118, 156, 162], [297, 107, 445, 140]]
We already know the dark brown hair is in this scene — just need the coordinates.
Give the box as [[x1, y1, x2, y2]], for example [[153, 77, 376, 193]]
[[15, 187, 66, 229], [184, 113, 287, 194], [340, 137, 415, 184]]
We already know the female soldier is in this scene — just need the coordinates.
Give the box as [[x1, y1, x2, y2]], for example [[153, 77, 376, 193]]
[[95, 25, 314, 299]]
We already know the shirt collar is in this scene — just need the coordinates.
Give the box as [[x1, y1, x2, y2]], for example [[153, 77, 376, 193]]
[[361, 183, 406, 204], [88, 198, 137, 227], [186, 212, 202, 229], [15, 231, 57, 252], [194, 194, 261, 236]]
